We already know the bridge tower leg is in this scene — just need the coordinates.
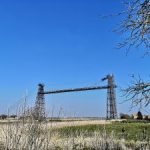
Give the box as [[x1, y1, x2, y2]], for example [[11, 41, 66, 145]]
[[34, 83, 45, 121], [106, 75, 117, 119]]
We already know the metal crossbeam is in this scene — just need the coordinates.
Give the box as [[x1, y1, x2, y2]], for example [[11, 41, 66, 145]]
[[42, 85, 116, 95]]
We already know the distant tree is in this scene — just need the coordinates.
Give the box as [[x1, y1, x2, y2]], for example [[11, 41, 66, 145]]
[[137, 111, 143, 119], [0, 114, 7, 120], [117, 0, 150, 53]]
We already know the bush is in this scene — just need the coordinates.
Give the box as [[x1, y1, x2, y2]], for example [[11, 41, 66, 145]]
[[10, 115, 17, 119], [120, 113, 131, 119]]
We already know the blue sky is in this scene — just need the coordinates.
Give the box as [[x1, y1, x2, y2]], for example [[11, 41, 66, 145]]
[[0, 0, 149, 116]]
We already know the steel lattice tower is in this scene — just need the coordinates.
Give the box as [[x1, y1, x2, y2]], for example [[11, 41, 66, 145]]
[[34, 83, 45, 121], [102, 74, 117, 119]]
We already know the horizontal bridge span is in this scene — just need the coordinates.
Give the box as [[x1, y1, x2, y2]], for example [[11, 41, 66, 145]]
[[42, 85, 117, 95]]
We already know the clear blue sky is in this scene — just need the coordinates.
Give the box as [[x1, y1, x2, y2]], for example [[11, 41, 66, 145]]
[[0, 0, 149, 116]]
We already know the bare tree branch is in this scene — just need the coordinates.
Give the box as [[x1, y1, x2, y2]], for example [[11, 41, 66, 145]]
[[116, 0, 150, 53], [123, 75, 150, 107]]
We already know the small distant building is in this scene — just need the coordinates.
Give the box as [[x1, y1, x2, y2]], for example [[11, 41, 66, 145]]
[[133, 114, 138, 119]]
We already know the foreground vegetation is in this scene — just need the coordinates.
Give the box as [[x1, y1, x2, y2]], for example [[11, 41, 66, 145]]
[[0, 118, 150, 150]]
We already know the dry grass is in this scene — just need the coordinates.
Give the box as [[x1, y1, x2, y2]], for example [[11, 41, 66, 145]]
[[46, 120, 110, 128], [0, 121, 126, 150]]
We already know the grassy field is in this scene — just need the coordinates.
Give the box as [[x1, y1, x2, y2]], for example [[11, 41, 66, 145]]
[[55, 121, 150, 141]]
